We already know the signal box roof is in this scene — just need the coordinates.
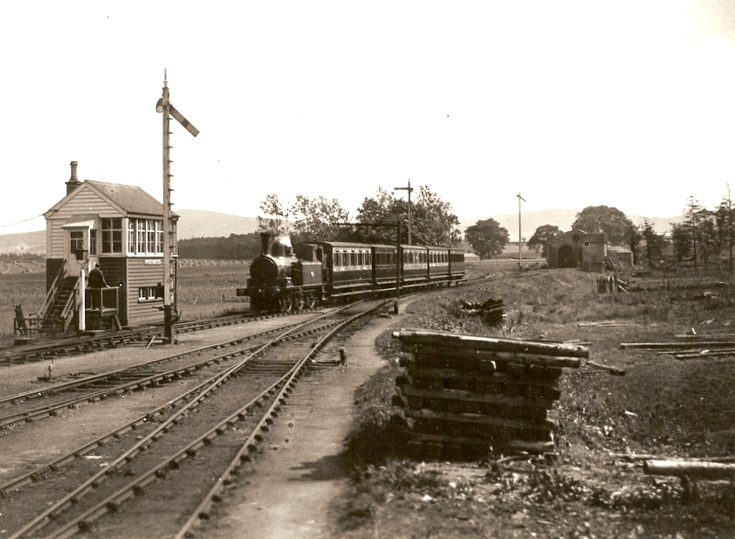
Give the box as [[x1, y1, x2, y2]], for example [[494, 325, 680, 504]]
[[45, 180, 178, 219]]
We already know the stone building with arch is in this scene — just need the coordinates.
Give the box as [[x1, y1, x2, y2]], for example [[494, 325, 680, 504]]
[[547, 230, 607, 272]]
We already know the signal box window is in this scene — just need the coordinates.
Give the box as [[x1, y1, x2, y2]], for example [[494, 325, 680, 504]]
[[69, 230, 84, 254], [101, 218, 123, 253], [89, 229, 97, 255], [138, 286, 163, 301]]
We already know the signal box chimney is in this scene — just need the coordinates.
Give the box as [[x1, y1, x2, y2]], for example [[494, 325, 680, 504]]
[[65, 161, 82, 196]]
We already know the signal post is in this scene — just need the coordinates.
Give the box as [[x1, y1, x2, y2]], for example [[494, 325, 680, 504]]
[[157, 71, 199, 343]]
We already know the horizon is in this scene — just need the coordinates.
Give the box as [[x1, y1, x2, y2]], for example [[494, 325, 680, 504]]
[[0, 206, 685, 238]]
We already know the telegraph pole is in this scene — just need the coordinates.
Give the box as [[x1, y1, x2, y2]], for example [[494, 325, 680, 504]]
[[517, 193, 526, 271], [728, 184, 733, 278], [156, 70, 199, 343], [394, 179, 413, 244]]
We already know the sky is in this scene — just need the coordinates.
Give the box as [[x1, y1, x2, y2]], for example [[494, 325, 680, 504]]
[[3, 0, 735, 234]]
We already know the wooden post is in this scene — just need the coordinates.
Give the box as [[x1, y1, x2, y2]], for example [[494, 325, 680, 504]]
[[517, 193, 526, 271], [161, 72, 174, 344], [79, 268, 86, 332], [396, 221, 402, 299]]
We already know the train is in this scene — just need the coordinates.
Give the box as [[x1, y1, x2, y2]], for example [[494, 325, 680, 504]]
[[237, 233, 465, 313]]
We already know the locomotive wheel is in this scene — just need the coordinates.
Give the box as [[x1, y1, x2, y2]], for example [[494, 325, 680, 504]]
[[294, 294, 305, 312], [305, 295, 316, 310], [279, 295, 293, 313]]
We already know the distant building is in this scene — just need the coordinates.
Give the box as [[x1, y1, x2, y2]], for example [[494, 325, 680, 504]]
[[546, 230, 606, 272], [607, 245, 634, 268]]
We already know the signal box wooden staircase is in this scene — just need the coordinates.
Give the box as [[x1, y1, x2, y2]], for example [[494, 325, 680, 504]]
[[14, 264, 121, 343]]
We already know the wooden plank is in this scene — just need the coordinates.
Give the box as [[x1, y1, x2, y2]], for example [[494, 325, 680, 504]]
[[405, 372, 561, 401], [405, 347, 573, 372], [394, 328, 588, 359], [406, 365, 561, 388], [398, 385, 555, 410], [643, 460, 735, 480], [403, 430, 555, 454], [621, 341, 735, 350], [404, 408, 556, 434], [397, 386, 551, 421]]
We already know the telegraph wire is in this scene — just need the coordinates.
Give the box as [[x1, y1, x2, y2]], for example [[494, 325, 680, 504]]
[[0, 213, 44, 229]]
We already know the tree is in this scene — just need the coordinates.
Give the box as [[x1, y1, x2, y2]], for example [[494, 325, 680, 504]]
[[715, 185, 734, 274], [626, 224, 642, 265], [288, 195, 352, 244], [671, 222, 691, 266], [571, 205, 634, 245], [679, 196, 722, 269], [465, 218, 509, 259], [356, 186, 460, 246], [527, 224, 560, 257], [178, 233, 262, 260], [641, 219, 666, 267], [257, 194, 289, 236]]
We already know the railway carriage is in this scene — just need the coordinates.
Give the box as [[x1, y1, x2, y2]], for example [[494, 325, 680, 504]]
[[239, 233, 465, 313], [428, 247, 450, 282], [449, 247, 466, 280], [400, 245, 429, 289]]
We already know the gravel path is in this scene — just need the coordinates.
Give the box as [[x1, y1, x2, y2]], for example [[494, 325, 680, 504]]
[[200, 306, 408, 539]]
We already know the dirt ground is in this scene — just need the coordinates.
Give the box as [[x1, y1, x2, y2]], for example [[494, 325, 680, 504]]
[[198, 308, 406, 539], [330, 268, 735, 539], [4, 264, 735, 538]]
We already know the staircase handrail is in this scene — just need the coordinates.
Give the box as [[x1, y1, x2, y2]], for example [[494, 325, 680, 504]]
[[60, 287, 77, 333], [37, 262, 66, 319]]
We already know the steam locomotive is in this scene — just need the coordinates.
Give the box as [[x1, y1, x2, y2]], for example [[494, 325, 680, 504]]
[[237, 233, 465, 313]]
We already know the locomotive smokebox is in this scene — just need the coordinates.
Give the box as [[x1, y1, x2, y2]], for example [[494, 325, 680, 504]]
[[260, 232, 271, 256]]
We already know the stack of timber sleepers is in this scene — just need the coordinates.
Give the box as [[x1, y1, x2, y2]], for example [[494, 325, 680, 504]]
[[392, 328, 586, 456]]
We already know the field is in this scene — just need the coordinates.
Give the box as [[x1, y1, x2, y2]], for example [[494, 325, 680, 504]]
[[339, 265, 735, 538], [0, 259, 253, 345], [0, 257, 520, 345]]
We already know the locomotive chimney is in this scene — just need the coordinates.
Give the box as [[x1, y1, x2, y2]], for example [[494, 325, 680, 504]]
[[260, 232, 271, 256], [65, 161, 82, 196]]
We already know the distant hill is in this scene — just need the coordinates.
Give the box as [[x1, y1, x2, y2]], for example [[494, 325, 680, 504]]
[[0, 208, 688, 256], [0, 209, 260, 255], [0, 230, 45, 255], [175, 209, 258, 240], [460, 209, 685, 241]]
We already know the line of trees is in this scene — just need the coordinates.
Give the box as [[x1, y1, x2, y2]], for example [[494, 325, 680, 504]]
[[179, 185, 735, 268], [524, 189, 735, 271], [178, 234, 263, 260], [258, 186, 462, 247], [179, 186, 465, 259]]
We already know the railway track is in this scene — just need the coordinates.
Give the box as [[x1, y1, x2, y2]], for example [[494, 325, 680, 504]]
[[0, 310, 289, 366], [0, 299, 389, 538], [0, 271, 498, 368]]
